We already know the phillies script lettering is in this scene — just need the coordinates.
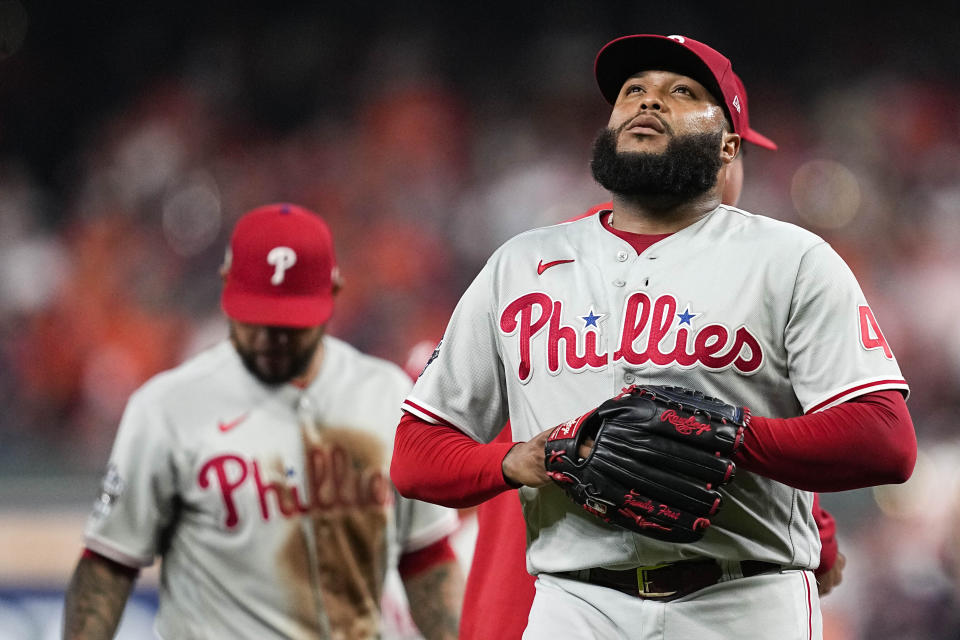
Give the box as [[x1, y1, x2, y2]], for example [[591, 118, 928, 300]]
[[499, 292, 763, 382], [197, 444, 390, 529], [660, 410, 711, 436]]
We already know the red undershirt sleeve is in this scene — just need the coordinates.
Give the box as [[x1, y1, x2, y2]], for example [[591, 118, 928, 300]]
[[734, 390, 916, 491], [398, 536, 459, 579], [391, 412, 517, 508], [392, 391, 915, 504]]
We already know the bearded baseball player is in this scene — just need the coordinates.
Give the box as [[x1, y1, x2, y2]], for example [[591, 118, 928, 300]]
[[449, 69, 844, 640], [63, 204, 463, 640], [392, 34, 915, 640]]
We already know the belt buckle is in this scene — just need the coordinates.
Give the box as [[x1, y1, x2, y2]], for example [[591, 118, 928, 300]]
[[636, 563, 678, 598]]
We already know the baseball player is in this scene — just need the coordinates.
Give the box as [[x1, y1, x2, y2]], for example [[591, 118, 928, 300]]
[[452, 69, 844, 640], [391, 34, 915, 640], [63, 204, 463, 640]]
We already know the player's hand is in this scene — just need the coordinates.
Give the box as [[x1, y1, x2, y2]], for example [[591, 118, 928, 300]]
[[816, 552, 845, 596], [501, 428, 553, 488], [578, 437, 595, 459]]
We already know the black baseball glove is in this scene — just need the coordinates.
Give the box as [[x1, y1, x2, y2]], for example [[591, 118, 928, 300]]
[[544, 385, 749, 543]]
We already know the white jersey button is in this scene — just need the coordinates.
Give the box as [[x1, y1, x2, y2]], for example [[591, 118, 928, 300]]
[[297, 394, 317, 427], [613, 279, 626, 287], [624, 372, 636, 384], [616, 250, 629, 262]]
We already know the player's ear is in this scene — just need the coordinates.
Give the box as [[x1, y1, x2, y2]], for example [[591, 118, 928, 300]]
[[331, 266, 344, 297], [219, 247, 232, 283], [720, 131, 741, 165]]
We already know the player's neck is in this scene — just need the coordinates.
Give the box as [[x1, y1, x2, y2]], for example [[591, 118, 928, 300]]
[[608, 190, 721, 235], [290, 340, 326, 389]]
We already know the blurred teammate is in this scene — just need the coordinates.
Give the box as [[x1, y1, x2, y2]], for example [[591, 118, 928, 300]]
[[63, 203, 463, 640], [392, 34, 913, 639]]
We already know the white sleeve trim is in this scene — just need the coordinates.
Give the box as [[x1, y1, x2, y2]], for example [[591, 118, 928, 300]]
[[84, 534, 154, 569], [804, 376, 909, 414], [401, 511, 460, 554], [402, 397, 460, 429]]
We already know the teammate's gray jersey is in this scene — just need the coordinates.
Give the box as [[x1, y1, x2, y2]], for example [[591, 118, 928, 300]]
[[404, 207, 907, 574], [85, 336, 457, 639]]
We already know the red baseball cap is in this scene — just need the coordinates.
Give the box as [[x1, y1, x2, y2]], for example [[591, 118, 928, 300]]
[[595, 34, 746, 137], [221, 203, 339, 328], [731, 71, 777, 150]]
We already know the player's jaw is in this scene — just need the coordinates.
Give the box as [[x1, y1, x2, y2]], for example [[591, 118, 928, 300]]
[[589, 126, 724, 205], [229, 322, 324, 385]]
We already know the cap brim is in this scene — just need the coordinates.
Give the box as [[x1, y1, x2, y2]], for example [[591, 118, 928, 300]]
[[742, 127, 778, 150], [222, 292, 334, 328], [595, 35, 724, 108]]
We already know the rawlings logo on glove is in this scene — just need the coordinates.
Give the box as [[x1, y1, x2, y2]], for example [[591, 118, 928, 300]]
[[660, 410, 713, 436], [544, 385, 749, 543]]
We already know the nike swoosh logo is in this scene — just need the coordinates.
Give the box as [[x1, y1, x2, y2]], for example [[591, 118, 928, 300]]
[[537, 259, 575, 275], [218, 413, 249, 433]]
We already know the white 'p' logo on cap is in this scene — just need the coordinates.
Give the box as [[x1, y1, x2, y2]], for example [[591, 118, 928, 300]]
[[267, 246, 297, 285], [667, 35, 686, 43]]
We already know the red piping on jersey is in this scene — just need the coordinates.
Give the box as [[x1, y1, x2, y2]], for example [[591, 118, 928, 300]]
[[805, 379, 907, 414], [402, 399, 453, 427]]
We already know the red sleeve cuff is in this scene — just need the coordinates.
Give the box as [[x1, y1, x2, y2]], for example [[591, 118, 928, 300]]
[[82, 548, 141, 578], [398, 536, 458, 579]]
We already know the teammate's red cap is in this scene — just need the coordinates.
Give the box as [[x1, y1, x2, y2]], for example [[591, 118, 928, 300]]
[[595, 34, 748, 139], [731, 71, 777, 150], [221, 203, 339, 328]]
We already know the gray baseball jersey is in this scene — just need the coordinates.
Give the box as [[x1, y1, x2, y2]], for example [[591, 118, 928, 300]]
[[403, 206, 907, 574], [85, 336, 457, 639]]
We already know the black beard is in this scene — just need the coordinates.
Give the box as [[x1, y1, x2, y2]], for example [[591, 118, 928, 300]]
[[230, 326, 320, 386], [590, 127, 724, 208]]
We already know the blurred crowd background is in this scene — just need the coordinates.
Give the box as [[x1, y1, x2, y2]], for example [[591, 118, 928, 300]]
[[1, 1, 959, 638]]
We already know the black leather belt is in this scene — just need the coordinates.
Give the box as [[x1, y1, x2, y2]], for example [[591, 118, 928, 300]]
[[556, 559, 782, 602]]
